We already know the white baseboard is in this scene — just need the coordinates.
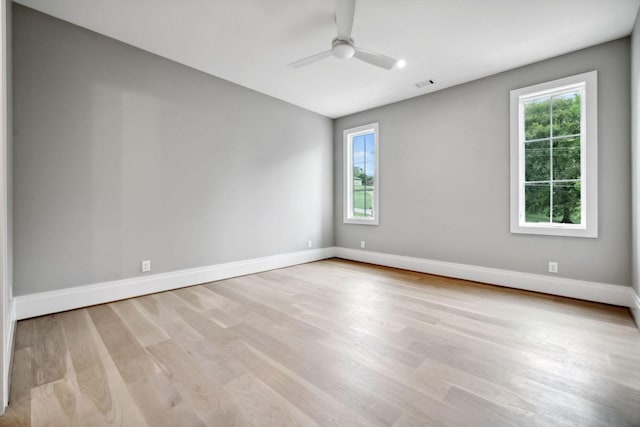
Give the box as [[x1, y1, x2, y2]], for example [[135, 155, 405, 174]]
[[14, 247, 335, 320], [334, 248, 634, 308], [13, 246, 637, 321], [3, 299, 15, 412], [631, 289, 640, 329]]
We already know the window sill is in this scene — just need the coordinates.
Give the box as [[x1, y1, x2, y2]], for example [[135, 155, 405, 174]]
[[344, 217, 379, 226], [510, 223, 597, 238]]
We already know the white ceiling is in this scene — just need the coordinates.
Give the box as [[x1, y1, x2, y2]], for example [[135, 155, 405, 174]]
[[14, 0, 640, 118]]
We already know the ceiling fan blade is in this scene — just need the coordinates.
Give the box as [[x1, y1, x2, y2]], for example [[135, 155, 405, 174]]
[[288, 50, 332, 69], [353, 47, 398, 70], [336, 0, 356, 40]]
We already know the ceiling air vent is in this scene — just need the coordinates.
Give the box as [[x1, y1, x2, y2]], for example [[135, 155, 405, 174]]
[[415, 79, 435, 89]]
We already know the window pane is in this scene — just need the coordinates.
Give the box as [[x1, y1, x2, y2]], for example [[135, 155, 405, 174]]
[[353, 162, 365, 188], [524, 140, 550, 182], [353, 185, 365, 217], [552, 91, 581, 137], [364, 133, 375, 217], [352, 131, 375, 218], [352, 185, 373, 217], [364, 160, 375, 180], [364, 133, 375, 176], [552, 182, 581, 224], [365, 188, 374, 217], [352, 132, 365, 217], [353, 135, 365, 158], [525, 183, 550, 223], [365, 133, 375, 154], [353, 133, 368, 187], [524, 97, 550, 141], [553, 137, 580, 181]]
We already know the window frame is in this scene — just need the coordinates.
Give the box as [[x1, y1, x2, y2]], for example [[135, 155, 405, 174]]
[[509, 70, 598, 238], [343, 122, 380, 225]]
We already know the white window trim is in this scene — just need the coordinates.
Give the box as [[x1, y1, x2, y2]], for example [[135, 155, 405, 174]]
[[344, 123, 380, 225], [509, 71, 598, 238]]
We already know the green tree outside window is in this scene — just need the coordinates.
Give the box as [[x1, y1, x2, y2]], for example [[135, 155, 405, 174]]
[[524, 92, 581, 224]]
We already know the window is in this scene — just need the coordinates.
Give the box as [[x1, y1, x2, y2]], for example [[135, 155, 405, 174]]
[[344, 123, 379, 225], [510, 71, 597, 238]]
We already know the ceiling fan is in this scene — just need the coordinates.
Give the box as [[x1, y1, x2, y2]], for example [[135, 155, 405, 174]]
[[288, 0, 404, 70]]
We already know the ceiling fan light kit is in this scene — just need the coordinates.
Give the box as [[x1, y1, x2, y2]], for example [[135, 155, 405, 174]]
[[289, 0, 403, 71], [332, 38, 355, 59]]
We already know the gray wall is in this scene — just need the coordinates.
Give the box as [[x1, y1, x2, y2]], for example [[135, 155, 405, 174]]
[[2, 0, 11, 410], [5, 0, 10, 306], [335, 38, 631, 286], [632, 13, 640, 307], [13, 5, 333, 296]]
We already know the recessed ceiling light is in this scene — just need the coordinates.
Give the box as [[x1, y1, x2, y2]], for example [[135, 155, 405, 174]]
[[396, 59, 407, 69], [415, 79, 435, 88]]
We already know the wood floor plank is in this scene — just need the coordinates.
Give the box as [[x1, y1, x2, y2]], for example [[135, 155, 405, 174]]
[[407, 322, 640, 424], [133, 293, 205, 343], [110, 300, 170, 348], [87, 305, 203, 427], [147, 339, 243, 425], [228, 322, 403, 426], [172, 288, 220, 311], [3, 259, 639, 426], [174, 305, 237, 345], [30, 378, 82, 427], [413, 335, 637, 426], [228, 340, 375, 427], [223, 373, 320, 427], [14, 319, 35, 352], [0, 348, 32, 427], [31, 315, 68, 387], [29, 352, 110, 427], [184, 338, 251, 386], [60, 309, 148, 426], [442, 386, 533, 427], [61, 311, 116, 424]]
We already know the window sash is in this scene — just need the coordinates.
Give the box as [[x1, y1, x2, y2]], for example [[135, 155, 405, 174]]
[[510, 71, 597, 238], [519, 86, 586, 227], [344, 123, 379, 225]]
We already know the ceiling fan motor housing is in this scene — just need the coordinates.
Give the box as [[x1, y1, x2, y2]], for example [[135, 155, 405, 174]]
[[332, 38, 355, 59], [288, 0, 399, 71]]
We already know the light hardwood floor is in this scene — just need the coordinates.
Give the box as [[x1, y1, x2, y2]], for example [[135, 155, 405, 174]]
[[1, 258, 639, 426]]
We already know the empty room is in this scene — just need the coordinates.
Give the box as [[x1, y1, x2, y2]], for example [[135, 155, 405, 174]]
[[0, 0, 638, 425]]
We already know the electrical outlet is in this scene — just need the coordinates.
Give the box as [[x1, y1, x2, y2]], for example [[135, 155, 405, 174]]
[[141, 260, 151, 273], [307, 240, 312, 249], [360, 240, 366, 249], [548, 261, 558, 273]]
